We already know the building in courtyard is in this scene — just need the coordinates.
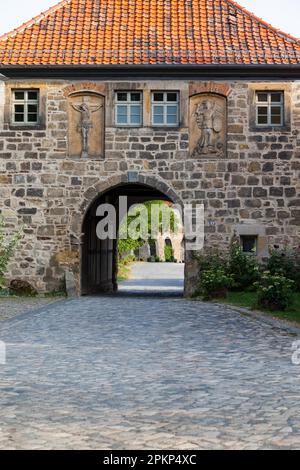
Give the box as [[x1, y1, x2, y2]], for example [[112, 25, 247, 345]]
[[0, 0, 299, 295]]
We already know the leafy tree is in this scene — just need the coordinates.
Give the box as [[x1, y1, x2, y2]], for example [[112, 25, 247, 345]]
[[118, 200, 179, 256]]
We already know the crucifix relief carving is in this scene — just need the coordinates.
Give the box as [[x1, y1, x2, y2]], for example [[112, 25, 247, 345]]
[[190, 93, 227, 158], [71, 100, 103, 157], [68, 92, 104, 158]]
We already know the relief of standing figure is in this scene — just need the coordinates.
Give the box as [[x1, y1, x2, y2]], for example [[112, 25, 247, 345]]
[[72, 99, 103, 157], [192, 99, 223, 156]]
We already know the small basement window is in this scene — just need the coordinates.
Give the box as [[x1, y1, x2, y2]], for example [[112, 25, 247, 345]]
[[12, 90, 39, 125], [240, 235, 258, 255]]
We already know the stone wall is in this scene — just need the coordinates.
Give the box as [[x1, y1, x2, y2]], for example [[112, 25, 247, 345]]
[[0, 78, 299, 294]]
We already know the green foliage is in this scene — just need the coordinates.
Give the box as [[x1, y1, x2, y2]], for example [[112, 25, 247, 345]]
[[164, 244, 175, 262], [120, 254, 136, 266], [222, 291, 300, 323], [255, 272, 295, 311], [199, 268, 233, 300], [196, 248, 227, 273], [117, 254, 136, 281], [118, 200, 179, 256], [118, 237, 142, 256], [228, 242, 261, 291], [0, 217, 23, 290], [266, 248, 300, 292]]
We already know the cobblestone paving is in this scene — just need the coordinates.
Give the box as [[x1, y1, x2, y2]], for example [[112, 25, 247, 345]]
[[0, 297, 60, 322], [0, 281, 300, 449]]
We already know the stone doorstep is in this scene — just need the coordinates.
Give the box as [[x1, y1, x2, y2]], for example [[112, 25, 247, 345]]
[[213, 302, 300, 337]]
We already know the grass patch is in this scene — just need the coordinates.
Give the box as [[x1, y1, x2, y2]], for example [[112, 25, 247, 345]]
[[221, 291, 300, 324], [117, 263, 131, 282], [117, 255, 135, 282]]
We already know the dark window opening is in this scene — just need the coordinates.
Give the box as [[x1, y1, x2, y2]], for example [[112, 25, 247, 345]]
[[240, 235, 258, 255]]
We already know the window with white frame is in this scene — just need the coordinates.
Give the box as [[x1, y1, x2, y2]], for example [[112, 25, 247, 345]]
[[115, 91, 142, 126], [256, 91, 284, 126], [12, 90, 39, 125], [152, 91, 179, 126]]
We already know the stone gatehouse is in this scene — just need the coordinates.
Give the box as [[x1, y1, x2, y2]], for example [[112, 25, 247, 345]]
[[0, 0, 299, 295]]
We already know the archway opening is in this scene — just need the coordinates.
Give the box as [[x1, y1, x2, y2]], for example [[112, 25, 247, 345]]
[[81, 182, 185, 296]]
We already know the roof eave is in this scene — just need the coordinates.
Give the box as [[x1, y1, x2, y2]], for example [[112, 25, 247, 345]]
[[1, 63, 300, 80]]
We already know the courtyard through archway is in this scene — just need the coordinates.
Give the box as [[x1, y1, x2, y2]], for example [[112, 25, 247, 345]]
[[81, 181, 185, 296]]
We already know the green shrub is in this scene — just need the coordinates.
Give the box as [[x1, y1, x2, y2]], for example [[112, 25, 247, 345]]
[[255, 272, 295, 311], [164, 244, 174, 262], [199, 268, 233, 300], [266, 248, 300, 292], [0, 217, 23, 290], [196, 249, 227, 273], [119, 254, 135, 266], [228, 242, 261, 291]]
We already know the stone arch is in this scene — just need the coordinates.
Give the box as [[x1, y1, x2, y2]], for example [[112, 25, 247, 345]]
[[69, 172, 183, 244], [189, 81, 231, 98], [68, 172, 184, 295]]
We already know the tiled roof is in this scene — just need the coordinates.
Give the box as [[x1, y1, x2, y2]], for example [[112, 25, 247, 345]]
[[0, 0, 300, 66]]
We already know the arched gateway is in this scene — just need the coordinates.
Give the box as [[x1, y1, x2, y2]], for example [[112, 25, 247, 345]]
[[70, 173, 184, 295]]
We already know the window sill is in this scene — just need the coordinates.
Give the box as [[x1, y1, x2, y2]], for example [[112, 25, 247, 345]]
[[151, 125, 181, 131], [114, 125, 143, 129], [8, 124, 46, 131], [249, 125, 291, 133]]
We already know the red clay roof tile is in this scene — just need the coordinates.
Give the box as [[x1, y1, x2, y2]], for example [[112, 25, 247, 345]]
[[0, 0, 299, 66]]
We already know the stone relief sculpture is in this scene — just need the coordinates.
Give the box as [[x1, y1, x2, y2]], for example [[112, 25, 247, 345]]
[[68, 92, 104, 158], [190, 94, 226, 158], [71, 100, 103, 157]]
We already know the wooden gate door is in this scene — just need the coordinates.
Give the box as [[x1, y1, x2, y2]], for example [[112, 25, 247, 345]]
[[82, 206, 118, 295]]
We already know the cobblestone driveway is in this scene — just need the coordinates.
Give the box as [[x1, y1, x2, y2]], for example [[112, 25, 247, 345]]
[[0, 271, 300, 449]]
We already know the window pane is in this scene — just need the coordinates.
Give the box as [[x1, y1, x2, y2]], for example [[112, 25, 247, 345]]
[[271, 115, 281, 125], [130, 105, 141, 124], [130, 105, 140, 115], [167, 105, 178, 115], [257, 106, 268, 116], [14, 114, 24, 122], [166, 105, 178, 125], [117, 92, 127, 102], [130, 92, 141, 102], [117, 105, 127, 116], [117, 114, 128, 124], [28, 91, 38, 101], [130, 114, 141, 125], [257, 92, 268, 102], [28, 114, 38, 122], [14, 91, 25, 100], [15, 104, 24, 113], [271, 92, 282, 103], [271, 106, 282, 115], [28, 104, 38, 113], [153, 92, 164, 102], [167, 114, 178, 125], [257, 115, 268, 125], [153, 115, 164, 124], [116, 105, 128, 124], [167, 92, 178, 102], [153, 105, 164, 114]]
